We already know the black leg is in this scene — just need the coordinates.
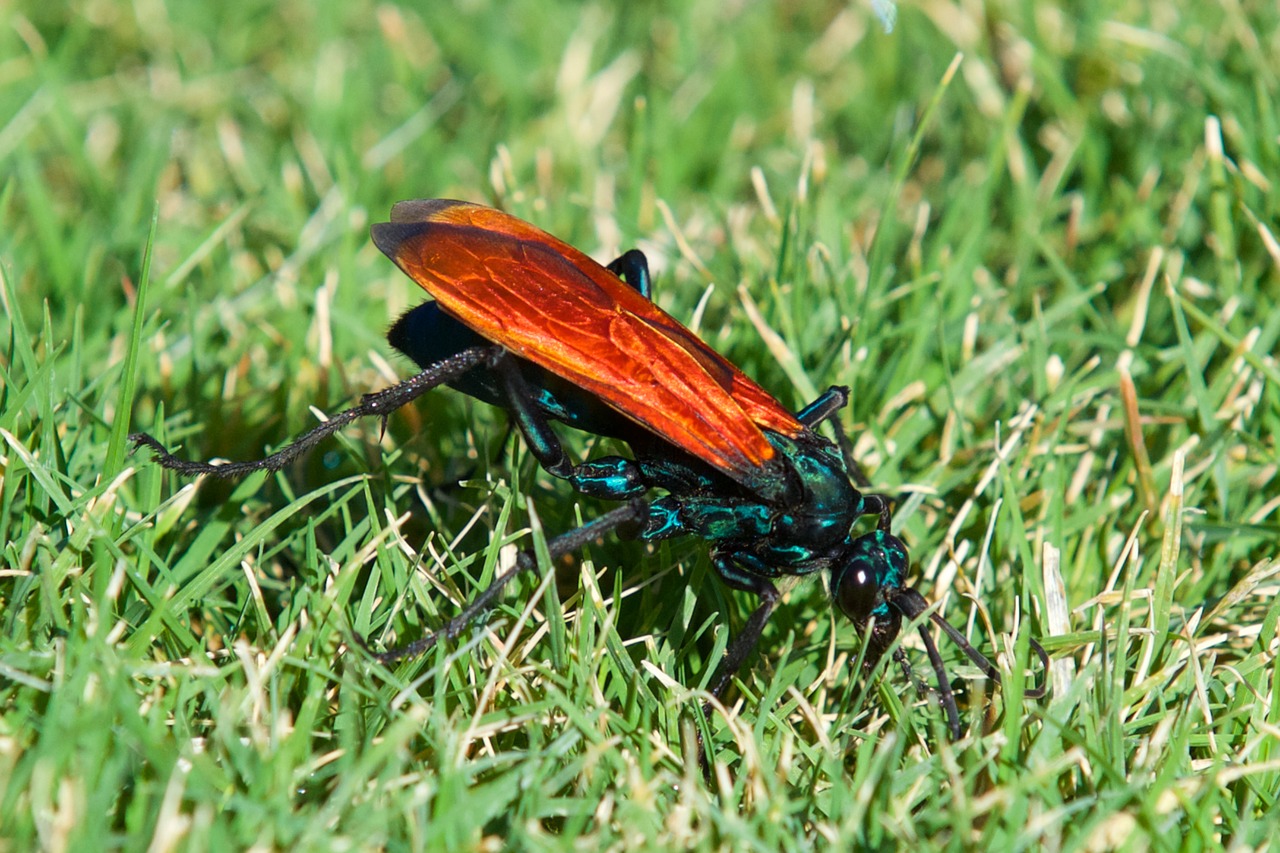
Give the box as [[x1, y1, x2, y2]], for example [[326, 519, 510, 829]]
[[827, 414, 872, 489], [491, 355, 649, 499], [795, 385, 849, 429], [694, 554, 783, 779], [131, 346, 504, 477], [606, 250, 651, 298], [706, 583, 782, 702], [702, 550, 787, 700], [371, 499, 650, 663], [795, 385, 873, 488]]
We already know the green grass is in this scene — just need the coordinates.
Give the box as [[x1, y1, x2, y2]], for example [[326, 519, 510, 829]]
[[3, 0, 1279, 849]]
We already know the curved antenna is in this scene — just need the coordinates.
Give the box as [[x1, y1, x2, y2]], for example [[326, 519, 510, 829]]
[[889, 587, 962, 738], [925, 605, 1051, 699], [890, 587, 1050, 736]]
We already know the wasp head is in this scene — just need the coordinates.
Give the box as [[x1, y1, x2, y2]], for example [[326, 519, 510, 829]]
[[830, 529, 911, 673]]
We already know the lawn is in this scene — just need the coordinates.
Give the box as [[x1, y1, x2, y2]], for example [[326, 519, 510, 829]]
[[2, 0, 1278, 849]]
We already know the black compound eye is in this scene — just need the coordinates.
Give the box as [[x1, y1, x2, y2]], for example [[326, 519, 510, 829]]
[[832, 563, 879, 622], [830, 530, 910, 624]]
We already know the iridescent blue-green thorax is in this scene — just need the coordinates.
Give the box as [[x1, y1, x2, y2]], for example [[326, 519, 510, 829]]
[[631, 426, 912, 671], [636, 429, 870, 569]]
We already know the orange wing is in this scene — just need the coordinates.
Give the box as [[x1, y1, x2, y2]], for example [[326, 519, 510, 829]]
[[370, 199, 804, 488]]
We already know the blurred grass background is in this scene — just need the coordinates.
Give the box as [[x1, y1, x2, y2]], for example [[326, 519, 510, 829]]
[[2, 0, 1278, 849]]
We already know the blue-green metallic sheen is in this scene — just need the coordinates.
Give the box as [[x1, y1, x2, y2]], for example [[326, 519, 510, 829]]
[[390, 247, 912, 676]]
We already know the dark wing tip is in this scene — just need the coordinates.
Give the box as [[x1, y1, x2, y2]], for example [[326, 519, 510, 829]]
[[388, 198, 466, 223], [370, 220, 423, 261], [372, 199, 476, 260]]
